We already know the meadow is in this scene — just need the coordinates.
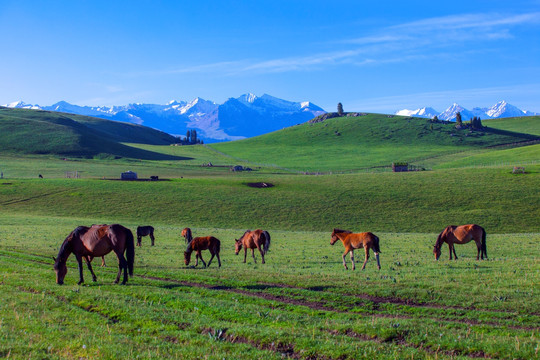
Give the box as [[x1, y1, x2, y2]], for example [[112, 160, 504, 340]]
[[0, 110, 539, 359]]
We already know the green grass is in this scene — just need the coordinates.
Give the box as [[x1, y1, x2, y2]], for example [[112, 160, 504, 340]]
[[484, 116, 540, 136], [210, 114, 539, 172], [1, 167, 538, 233], [1, 217, 538, 359], [0, 107, 180, 159], [1, 109, 539, 358]]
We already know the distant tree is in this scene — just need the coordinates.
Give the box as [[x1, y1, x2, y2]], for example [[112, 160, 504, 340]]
[[191, 129, 198, 144], [471, 116, 483, 130], [455, 112, 462, 128], [432, 115, 439, 122], [337, 103, 344, 116], [186, 130, 191, 143]]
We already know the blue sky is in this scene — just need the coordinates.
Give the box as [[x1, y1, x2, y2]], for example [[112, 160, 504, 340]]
[[1, 0, 539, 113]]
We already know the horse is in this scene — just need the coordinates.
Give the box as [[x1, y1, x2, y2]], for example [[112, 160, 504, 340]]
[[235, 229, 271, 264], [434, 224, 487, 261], [53, 224, 135, 285], [330, 228, 381, 270], [184, 236, 221, 268], [181, 227, 193, 244], [136, 225, 155, 246]]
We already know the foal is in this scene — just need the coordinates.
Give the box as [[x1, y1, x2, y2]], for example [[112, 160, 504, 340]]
[[330, 228, 381, 270], [184, 236, 221, 268]]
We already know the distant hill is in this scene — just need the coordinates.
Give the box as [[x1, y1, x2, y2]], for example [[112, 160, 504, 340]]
[[211, 113, 540, 172], [3, 93, 326, 142], [0, 107, 185, 160]]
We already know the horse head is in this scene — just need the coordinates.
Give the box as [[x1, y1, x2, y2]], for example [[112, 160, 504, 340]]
[[433, 230, 445, 260], [330, 228, 350, 245], [433, 245, 442, 260], [234, 239, 242, 254], [53, 256, 68, 285]]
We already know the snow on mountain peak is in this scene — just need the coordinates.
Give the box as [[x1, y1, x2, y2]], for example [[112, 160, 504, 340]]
[[396, 101, 537, 121]]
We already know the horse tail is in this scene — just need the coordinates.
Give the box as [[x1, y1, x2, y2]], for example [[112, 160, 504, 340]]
[[481, 227, 487, 258], [216, 237, 221, 254], [263, 231, 271, 254], [125, 227, 135, 276], [372, 234, 381, 254]]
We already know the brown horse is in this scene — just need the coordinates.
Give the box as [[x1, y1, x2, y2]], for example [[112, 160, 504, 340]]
[[434, 224, 487, 260], [235, 229, 271, 264], [184, 236, 221, 268], [330, 228, 381, 270], [53, 224, 135, 285], [181, 227, 193, 244], [137, 225, 155, 246]]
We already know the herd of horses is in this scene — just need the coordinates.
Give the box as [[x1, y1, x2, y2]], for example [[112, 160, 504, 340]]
[[53, 223, 487, 285]]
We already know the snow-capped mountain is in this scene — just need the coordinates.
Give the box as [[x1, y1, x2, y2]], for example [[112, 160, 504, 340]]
[[396, 101, 538, 121], [395, 107, 439, 118], [2, 94, 326, 142]]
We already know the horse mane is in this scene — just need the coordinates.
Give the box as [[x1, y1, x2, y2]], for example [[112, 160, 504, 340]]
[[56, 226, 88, 263], [239, 230, 251, 242], [435, 226, 454, 249], [333, 228, 352, 235]]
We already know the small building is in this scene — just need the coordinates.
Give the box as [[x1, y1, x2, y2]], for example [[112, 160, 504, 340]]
[[392, 162, 409, 172], [121, 171, 138, 180]]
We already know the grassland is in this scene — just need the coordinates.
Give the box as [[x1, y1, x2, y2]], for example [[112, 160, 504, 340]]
[[0, 110, 539, 358], [1, 217, 538, 359], [209, 114, 539, 172]]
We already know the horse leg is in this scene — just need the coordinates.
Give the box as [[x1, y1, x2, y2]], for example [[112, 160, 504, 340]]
[[75, 255, 85, 285], [476, 240, 481, 260], [84, 256, 98, 282], [101, 256, 106, 267], [243, 248, 247, 263], [448, 243, 453, 260], [349, 250, 356, 270], [258, 245, 265, 264], [150, 233, 155, 246], [207, 250, 215, 267], [452, 244, 458, 260], [198, 251, 207, 268], [375, 252, 381, 270], [361, 248, 370, 270], [114, 252, 128, 284], [342, 249, 350, 270], [137, 235, 141, 247], [251, 248, 257, 263]]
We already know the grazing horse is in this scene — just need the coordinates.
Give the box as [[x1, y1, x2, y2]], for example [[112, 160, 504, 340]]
[[330, 229, 381, 270], [53, 224, 135, 285], [181, 227, 193, 244], [434, 224, 487, 260], [235, 229, 271, 264], [184, 236, 221, 268], [136, 225, 155, 246]]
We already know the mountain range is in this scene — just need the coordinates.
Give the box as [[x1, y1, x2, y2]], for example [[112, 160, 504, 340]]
[[396, 101, 538, 121], [2, 94, 326, 142]]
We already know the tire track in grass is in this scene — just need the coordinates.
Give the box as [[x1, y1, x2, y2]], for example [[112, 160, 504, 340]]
[[2, 251, 538, 331], [138, 274, 539, 332], [11, 279, 499, 359], [5, 248, 535, 318]]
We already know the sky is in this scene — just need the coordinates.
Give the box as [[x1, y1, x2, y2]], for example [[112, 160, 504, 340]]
[[1, 0, 540, 113]]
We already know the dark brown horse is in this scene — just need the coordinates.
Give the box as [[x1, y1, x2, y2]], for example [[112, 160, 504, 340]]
[[434, 224, 487, 260], [181, 227, 193, 244], [184, 236, 221, 268], [330, 228, 381, 270], [235, 229, 271, 264], [137, 225, 155, 246], [53, 224, 135, 285]]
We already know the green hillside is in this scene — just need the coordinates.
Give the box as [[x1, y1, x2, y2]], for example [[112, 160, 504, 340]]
[[483, 115, 540, 136], [0, 107, 183, 160], [210, 113, 540, 172]]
